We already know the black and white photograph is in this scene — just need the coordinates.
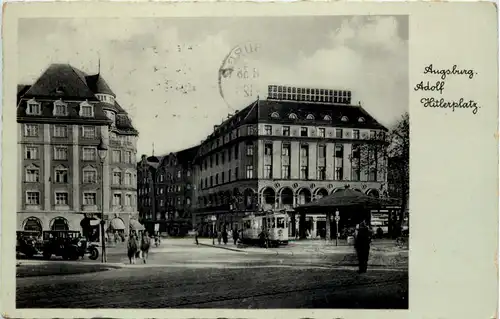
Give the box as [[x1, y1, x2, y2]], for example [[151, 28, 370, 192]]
[[14, 14, 410, 309]]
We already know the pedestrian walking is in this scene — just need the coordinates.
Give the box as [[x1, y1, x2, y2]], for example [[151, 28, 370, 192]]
[[217, 229, 222, 245], [194, 226, 199, 245], [140, 231, 151, 264], [127, 232, 138, 264], [222, 228, 228, 245], [233, 228, 239, 245], [354, 220, 372, 273]]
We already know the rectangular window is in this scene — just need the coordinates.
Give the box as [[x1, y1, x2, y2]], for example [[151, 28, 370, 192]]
[[113, 150, 121, 163], [215, 174, 219, 185], [353, 130, 360, 139], [317, 166, 326, 180], [234, 144, 239, 159], [54, 104, 67, 116], [281, 165, 290, 179], [216, 153, 219, 166], [26, 191, 40, 205], [210, 176, 213, 187], [352, 165, 361, 181], [25, 146, 38, 159], [54, 146, 68, 160], [53, 125, 68, 137], [26, 102, 41, 115], [125, 173, 132, 185], [125, 194, 132, 206], [264, 165, 272, 179], [25, 124, 39, 137], [300, 166, 308, 180], [318, 145, 326, 158], [318, 128, 326, 138], [228, 169, 232, 182], [300, 127, 308, 137], [235, 167, 239, 180], [55, 168, 68, 183], [83, 193, 96, 205], [282, 126, 290, 136], [300, 145, 309, 158], [370, 130, 376, 139], [335, 129, 343, 138], [83, 170, 97, 183], [177, 171, 182, 179], [221, 151, 225, 165], [246, 165, 253, 179], [26, 168, 40, 182], [81, 105, 94, 117], [221, 171, 225, 183], [177, 197, 181, 205], [113, 193, 122, 206], [124, 151, 132, 163], [369, 168, 377, 182], [282, 144, 290, 157], [113, 172, 122, 185], [83, 147, 96, 161], [335, 167, 343, 181], [264, 143, 273, 156], [82, 126, 96, 138], [265, 125, 272, 135], [246, 143, 254, 156], [335, 145, 343, 158], [55, 192, 68, 205]]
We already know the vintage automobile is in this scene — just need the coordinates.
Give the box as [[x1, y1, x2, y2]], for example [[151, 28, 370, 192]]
[[16, 230, 43, 258], [42, 230, 99, 261]]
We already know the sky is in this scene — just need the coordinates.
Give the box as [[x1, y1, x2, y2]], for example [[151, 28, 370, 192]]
[[18, 16, 408, 158]]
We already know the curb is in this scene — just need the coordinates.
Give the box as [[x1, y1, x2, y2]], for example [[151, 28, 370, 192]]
[[198, 243, 248, 253]]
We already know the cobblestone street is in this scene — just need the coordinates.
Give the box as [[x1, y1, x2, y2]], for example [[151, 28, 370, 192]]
[[17, 239, 408, 309]]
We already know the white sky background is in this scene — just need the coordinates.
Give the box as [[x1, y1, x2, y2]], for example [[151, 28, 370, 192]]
[[18, 15, 408, 159]]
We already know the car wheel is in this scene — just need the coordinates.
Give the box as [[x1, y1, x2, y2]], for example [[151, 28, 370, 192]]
[[88, 247, 99, 260]]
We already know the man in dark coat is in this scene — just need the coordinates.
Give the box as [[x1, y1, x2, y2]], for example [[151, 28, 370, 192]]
[[354, 220, 372, 273]]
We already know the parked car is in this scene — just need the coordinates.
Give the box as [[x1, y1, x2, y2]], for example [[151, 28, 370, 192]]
[[16, 230, 43, 258], [42, 231, 99, 261]]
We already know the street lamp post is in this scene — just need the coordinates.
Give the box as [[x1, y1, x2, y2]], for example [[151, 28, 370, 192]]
[[97, 139, 108, 263], [146, 156, 160, 236], [335, 209, 340, 247]]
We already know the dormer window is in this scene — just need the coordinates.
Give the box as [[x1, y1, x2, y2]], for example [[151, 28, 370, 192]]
[[53, 100, 68, 116], [323, 115, 332, 121], [306, 114, 315, 120], [270, 112, 280, 119], [289, 113, 298, 120], [26, 99, 41, 115], [358, 117, 366, 123], [79, 101, 94, 118], [341, 116, 349, 122]]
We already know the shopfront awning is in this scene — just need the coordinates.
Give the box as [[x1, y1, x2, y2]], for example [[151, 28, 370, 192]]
[[109, 218, 126, 231], [129, 219, 145, 231]]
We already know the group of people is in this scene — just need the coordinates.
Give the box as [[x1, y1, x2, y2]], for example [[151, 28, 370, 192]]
[[126, 230, 151, 264], [194, 227, 241, 246]]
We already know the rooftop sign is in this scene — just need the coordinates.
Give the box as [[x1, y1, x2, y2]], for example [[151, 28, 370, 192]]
[[267, 85, 352, 105]]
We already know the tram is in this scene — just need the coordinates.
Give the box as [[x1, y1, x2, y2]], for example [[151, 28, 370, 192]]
[[241, 211, 289, 247]]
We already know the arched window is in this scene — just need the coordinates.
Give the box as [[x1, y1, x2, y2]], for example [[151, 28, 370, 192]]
[[323, 115, 332, 121], [50, 217, 69, 231], [358, 117, 366, 123], [270, 112, 280, 119], [23, 217, 43, 233], [341, 116, 349, 122], [289, 113, 298, 120], [306, 114, 315, 120]]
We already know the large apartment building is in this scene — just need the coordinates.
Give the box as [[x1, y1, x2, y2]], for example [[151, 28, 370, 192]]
[[17, 64, 139, 238], [137, 146, 199, 236], [192, 85, 388, 238]]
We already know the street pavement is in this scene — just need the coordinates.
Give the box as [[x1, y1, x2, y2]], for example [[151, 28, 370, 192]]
[[16, 238, 408, 309]]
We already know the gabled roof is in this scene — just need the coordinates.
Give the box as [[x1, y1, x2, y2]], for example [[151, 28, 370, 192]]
[[23, 64, 98, 100]]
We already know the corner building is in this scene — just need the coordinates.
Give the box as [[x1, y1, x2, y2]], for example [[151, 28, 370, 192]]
[[192, 85, 388, 238], [17, 64, 139, 236]]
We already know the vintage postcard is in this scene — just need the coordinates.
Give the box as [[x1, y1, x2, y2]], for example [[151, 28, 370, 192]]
[[1, 2, 498, 319]]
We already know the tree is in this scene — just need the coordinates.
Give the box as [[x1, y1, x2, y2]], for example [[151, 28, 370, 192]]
[[349, 112, 410, 236]]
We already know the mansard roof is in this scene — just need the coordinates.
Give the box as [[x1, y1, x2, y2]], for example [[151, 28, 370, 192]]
[[257, 99, 388, 130]]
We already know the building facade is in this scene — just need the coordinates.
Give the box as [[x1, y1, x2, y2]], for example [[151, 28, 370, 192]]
[[17, 64, 139, 238], [137, 146, 198, 236], [192, 85, 388, 238]]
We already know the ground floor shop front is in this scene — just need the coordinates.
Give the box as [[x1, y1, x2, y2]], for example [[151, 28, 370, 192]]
[[17, 210, 142, 243]]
